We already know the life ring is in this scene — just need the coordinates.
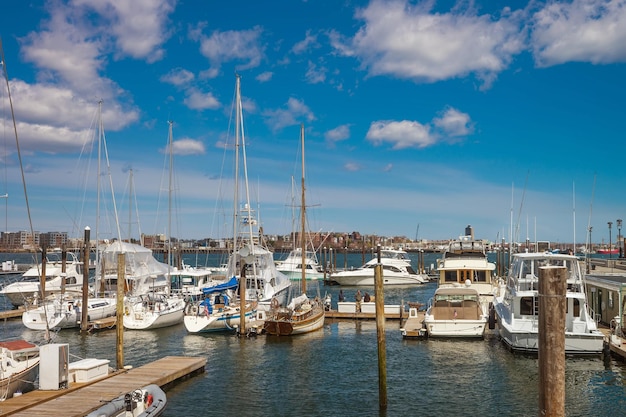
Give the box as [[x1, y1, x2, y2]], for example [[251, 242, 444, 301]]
[[270, 297, 279, 310]]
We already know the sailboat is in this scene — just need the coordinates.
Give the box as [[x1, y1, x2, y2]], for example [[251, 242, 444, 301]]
[[184, 75, 289, 332], [264, 124, 325, 336], [122, 121, 185, 330]]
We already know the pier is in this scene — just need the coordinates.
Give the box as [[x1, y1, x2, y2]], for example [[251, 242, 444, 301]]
[[0, 355, 206, 417]]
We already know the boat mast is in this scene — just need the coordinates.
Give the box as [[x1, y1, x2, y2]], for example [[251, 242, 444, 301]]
[[167, 120, 173, 268], [300, 124, 306, 292]]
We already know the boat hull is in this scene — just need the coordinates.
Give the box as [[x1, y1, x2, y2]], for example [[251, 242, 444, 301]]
[[123, 298, 185, 330], [331, 273, 425, 286], [264, 307, 325, 336], [0, 360, 39, 399], [22, 298, 117, 330], [183, 307, 255, 333], [423, 318, 486, 338]]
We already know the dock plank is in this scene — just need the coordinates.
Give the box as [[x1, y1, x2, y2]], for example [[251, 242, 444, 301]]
[[0, 356, 206, 417]]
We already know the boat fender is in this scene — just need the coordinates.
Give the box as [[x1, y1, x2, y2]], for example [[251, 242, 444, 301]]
[[488, 303, 496, 330], [146, 393, 153, 407]]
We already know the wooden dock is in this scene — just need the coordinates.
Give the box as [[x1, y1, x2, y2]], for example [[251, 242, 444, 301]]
[[0, 306, 23, 320], [0, 356, 206, 417], [325, 308, 409, 320]]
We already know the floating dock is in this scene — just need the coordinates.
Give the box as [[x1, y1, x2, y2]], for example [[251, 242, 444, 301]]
[[399, 309, 427, 338], [0, 306, 23, 320], [0, 355, 206, 417]]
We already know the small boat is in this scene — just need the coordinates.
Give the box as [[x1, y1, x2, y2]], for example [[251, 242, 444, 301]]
[[123, 292, 185, 330], [596, 247, 619, 255], [276, 248, 325, 281], [183, 277, 257, 333], [0, 251, 85, 307], [0, 339, 40, 400], [22, 295, 117, 330], [169, 262, 225, 298], [330, 248, 426, 286], [493, 251, 604, 354], [422, 236, 497, 338], [85, 384, 166, 417], [265, 125, 325, 336], [264, 293, 325, 335]]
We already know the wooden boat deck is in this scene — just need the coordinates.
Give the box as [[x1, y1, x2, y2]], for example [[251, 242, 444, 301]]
[[0, 355, 206, 417], [400, 310, 426, 338]]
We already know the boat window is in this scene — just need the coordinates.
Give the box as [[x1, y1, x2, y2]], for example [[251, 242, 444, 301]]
[[383, 265, 401, 273], [520, 296, 535, 316], [573, 299, 580, 317], [406, 266, 417, 274], [444, 271, 456, 282], [474, 271, 487, 282]]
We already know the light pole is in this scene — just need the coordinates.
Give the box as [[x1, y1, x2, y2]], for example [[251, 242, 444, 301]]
[[607, 222, 613, 259], [618, 219, 623, 258]]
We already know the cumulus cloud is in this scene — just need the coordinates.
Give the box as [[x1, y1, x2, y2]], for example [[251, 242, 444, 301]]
[[194, 25, 265, 75], [263, 98, 315, 132], [366, 107, 473, 149], [343, 0, 525, 87], [163, 138, 206, 155], [344, 162, 361, 172], [256, 72, 273, 82], [75, 0, 175, 62], [161, 68, 195, 86], [530, 0, 626, 66], [292, 30, 319, 54], [183, 88, 221, 110], [324, 124, 351, 143]]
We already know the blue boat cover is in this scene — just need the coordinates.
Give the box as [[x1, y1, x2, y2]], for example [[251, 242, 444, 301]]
[[202, 276, 239, 295]]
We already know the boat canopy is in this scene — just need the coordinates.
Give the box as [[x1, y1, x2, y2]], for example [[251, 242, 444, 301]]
[[202, 276, 239, 295]]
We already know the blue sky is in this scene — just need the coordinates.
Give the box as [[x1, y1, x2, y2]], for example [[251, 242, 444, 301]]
[[0, 0, 625, 246]]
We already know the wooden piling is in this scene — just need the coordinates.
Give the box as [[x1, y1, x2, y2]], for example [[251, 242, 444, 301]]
[[116, 253, 125, 369], [80, 227, 90, 333], [538, 266, 566, 417], [374, 245, 388, 410]]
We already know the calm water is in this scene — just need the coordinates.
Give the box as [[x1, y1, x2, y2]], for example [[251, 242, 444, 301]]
[[2, 252, 626, 416]]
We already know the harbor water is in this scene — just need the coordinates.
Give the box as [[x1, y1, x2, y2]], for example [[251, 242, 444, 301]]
[[1, 252, 626, 416]]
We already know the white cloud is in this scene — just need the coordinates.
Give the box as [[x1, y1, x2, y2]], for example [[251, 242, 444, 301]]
[[324, 124, 351, 143], [263, 98, 315, 132], [74, 0, 175, 62], [433, 108, 474, 137], [183, 88, 221, 110], [366, 106, 473, 149], [256, 72, 273, 82], [366, 120, 434, 149], [347, 0, 525, 87], [305, 60, 327, 84], [163, 138, 206, 155], [344, 162, 361, 171], [195, 26, 265, 74], [292, 30, 319, 54], [161, 68, 195, 86], [531, 0, 626, 66]]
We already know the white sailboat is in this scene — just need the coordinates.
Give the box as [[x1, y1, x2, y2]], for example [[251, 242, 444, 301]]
[[123, 121, 185, 330], [184, 75, 290, 333]]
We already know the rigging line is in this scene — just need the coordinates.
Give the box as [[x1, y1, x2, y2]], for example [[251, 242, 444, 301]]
[[514, 171, 529, 245]]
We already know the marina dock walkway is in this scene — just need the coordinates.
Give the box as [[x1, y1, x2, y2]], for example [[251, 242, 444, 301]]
[[0, 355, 206, 417]]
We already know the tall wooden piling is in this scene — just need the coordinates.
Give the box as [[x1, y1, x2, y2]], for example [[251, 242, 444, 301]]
[[116, 253, 125, 369], [374, 245, 388, 410], [80, 227, 90, 333], [538, 266, 566, 417]]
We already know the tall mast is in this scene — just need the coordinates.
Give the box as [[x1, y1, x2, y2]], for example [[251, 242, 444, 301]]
[[167, 121, 173, 267], [300, 124, 306, 292]]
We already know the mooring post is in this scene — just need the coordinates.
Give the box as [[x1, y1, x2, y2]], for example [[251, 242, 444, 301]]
[[374, 244, 388, 410], [116, 252, 125, 369], [80, 227, 90, 333], [538, 266, 566, 416]]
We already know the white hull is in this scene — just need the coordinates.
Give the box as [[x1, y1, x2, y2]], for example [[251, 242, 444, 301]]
[[278, 270, 325, 281], [423, 318, 486, 338], [0, 339, 40, 400], [22, 297, 117, 330], [123, 296, 185, 330], [331, 273, 425, 286], [184, 308, 255, 333]]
